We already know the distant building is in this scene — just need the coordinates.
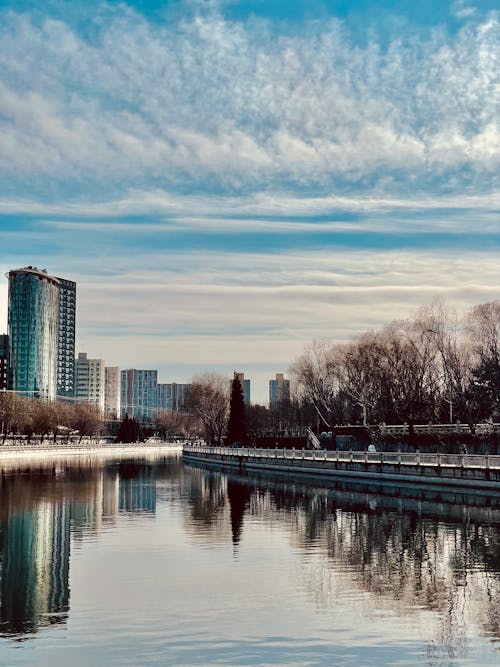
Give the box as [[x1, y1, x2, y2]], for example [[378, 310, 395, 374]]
[[7, 267, 60, 399], [75, 353, 105, 412], [104, 367, 121, 418], [157, 382, 190, 412], [232, 372, 251, 405], [0, 334, 9, 390], [55, 276, 76, 399], [121, 369, 158, 420], [269, 373, 290, 407], [104, 366, 122, 419]]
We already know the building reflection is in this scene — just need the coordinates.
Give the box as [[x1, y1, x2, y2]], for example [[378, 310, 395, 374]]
[[0, 457, 168, 639], [0, 501, 70, 636]]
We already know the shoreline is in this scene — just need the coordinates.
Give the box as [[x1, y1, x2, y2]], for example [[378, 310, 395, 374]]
[[0, 441, 183, 462], [183, 445, 500, 491]]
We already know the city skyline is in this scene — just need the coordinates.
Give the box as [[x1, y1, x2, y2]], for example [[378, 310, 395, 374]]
[[0, 0, 498, 404]]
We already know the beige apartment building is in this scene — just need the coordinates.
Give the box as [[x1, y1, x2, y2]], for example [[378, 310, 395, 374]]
[[104, 367, 121, 418], [75, 352, 105, 412]]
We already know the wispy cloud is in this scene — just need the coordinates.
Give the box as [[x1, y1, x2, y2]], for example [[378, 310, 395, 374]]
[[451, 1, 477, 19], [0, 6, 498, 200], [1, 1, 498, 402]]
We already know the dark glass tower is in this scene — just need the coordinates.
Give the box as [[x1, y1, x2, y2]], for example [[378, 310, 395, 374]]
[[55, 277, 76, 399], [0, 335, 8, 390], [7, 267, 60, 400]]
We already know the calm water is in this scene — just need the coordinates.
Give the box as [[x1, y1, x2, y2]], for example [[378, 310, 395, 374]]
[[0, 453, 499, 666]]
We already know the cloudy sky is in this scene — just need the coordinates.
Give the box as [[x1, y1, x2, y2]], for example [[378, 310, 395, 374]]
[[0, 0, 498, 403]]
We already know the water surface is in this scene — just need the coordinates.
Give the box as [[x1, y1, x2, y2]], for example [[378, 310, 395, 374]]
[[0, 453, 499, 666]]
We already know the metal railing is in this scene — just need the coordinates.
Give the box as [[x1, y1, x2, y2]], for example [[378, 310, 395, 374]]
[[378, 422, 500, 435], [0, 438, 188, 453], [183, 444, 500, 470]]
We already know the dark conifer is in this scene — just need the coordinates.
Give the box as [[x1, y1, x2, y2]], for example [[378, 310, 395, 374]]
[[227, 374, 247, 445], [117, 414, 140, 443]]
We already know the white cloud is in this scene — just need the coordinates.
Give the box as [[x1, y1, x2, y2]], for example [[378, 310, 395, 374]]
[[1, 246, 498, 402], [451, 2, 477, 19], [0, 8, 498, 196], [1, 188, 500, 220]]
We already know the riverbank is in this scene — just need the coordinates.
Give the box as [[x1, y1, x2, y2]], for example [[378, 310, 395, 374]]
[[183, 444, 500, 491], [0, 440, 184, 462]]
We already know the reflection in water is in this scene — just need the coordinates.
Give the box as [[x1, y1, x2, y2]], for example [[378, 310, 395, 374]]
[[0, 455, 500, 665], [184, 464, 500, 659], [0, 501, 70, 637], [0, 456, 179, 638], [227, 480, 251, 547]]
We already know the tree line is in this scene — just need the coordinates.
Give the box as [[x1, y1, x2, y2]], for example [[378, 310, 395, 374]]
[[185, 299, 499, 443], [0, 392, 102, 444], [1, 299, 498, 445], [290, 299, 500, 433]]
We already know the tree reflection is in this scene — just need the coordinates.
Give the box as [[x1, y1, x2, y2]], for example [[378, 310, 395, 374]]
[[184, 464, 500, 659], [227, 479, 251, 547]]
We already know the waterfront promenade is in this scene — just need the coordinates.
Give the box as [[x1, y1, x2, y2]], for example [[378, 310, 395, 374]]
[[183, 444, 500, 490], [0, 438, 184, 462]]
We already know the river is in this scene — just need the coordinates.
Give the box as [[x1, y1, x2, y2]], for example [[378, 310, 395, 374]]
[[0, 451, 499, 666]]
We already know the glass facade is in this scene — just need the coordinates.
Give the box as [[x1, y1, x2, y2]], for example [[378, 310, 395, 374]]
[[56, 277, 76, 399], [269, 373, 290, 406], [157, 382, 189, 411], [121, 369, 158, 420], [0, 334, 8, 390], [7, 268, 60, 400]]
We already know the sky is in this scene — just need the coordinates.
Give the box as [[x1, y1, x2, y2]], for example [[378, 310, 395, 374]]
[[0, 0, 498, 404]]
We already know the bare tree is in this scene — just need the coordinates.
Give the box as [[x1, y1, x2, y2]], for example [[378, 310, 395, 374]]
[[184, 373, 229, 446], [373, 320, 441, 428], [418, 301, 484, 432], [154, 408, 185, 439], [290, 339, 340, 429], [465, 301, 500, 416], [70, 402, 102, 442], [337, 334, 382, 427], [0, 392, 23, 443]]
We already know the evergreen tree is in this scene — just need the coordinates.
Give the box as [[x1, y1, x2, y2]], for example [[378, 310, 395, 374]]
[[117, 414, 140, 443], [227, 374, 247, 445]]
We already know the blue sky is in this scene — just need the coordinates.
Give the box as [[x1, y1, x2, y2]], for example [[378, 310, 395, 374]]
[[0, 0, 498, 402]]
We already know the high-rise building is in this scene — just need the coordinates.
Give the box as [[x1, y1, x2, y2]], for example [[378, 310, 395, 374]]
[[233, 372, 251, 405], [157, 382, 190, 412], [269, 373, 290, 407], [0, 334, 9, 390], [7, 267, 60, 399], [75, 352, 105, 412], [6, 266, 76, 401], [104, 367, 121, 418], [121, 369, 158, 420], [55, 276, 76, 399]]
